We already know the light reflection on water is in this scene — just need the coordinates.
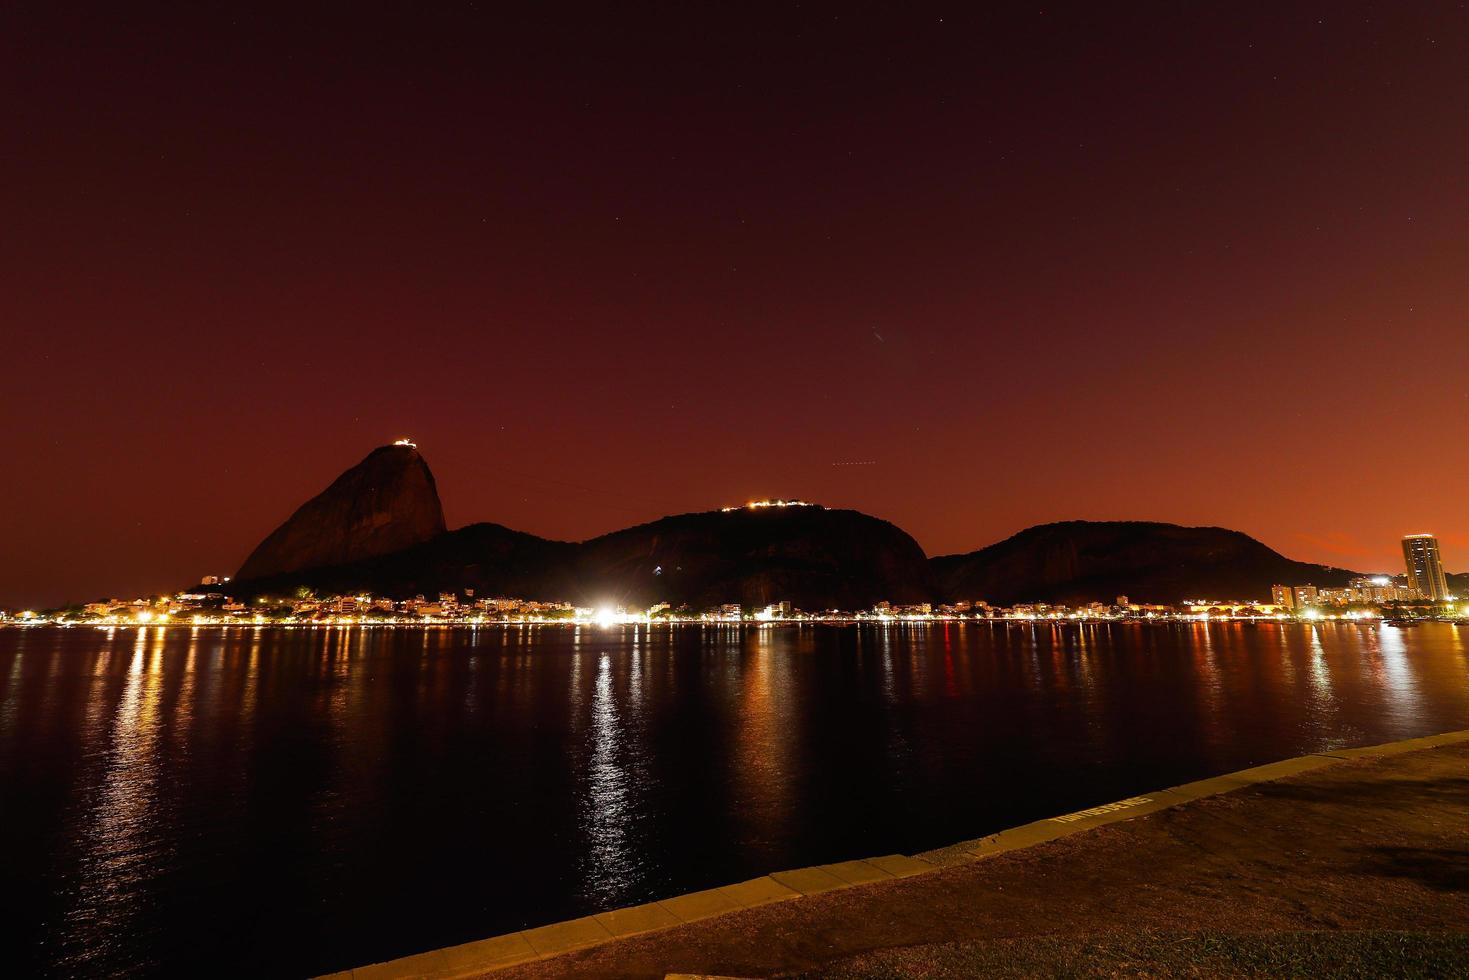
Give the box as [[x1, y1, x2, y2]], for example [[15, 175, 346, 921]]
[[1377, 625, 1420, 724], [581, 650, 635, 904], [1, 621, 1468, 978], [1306, 624, 1335, 718]]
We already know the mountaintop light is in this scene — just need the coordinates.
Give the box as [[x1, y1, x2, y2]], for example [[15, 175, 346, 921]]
[[720, 499, 820, 513]]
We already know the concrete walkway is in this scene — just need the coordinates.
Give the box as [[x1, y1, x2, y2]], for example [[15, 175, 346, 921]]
[[335, 731, 1469, 979]]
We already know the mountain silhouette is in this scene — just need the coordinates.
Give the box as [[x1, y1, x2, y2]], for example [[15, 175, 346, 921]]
[[229, 446, 1366, 608]]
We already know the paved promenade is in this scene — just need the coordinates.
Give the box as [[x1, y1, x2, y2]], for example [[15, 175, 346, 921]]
[[337, 731, 1469, 979]]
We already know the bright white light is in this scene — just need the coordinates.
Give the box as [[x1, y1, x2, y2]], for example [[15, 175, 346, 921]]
[[595, 607, 618, 628], [393, 438, 417, 448], [721, 498, 819, 512]]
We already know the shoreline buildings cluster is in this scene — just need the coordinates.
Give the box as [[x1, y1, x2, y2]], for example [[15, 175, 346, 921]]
[[1270, 533, 1455, 611], [4, 533, 1461, 628]]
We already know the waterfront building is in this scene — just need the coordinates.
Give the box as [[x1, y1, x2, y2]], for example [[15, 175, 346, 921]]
[[1270, 585, 1293, 608], [1402, 534, 1449, 601], [1291, 585, 1319, 607], [1346, 575, 1416, 604]]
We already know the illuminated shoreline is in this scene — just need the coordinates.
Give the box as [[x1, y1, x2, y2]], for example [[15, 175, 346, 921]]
[[3, 613, 1466, 630]]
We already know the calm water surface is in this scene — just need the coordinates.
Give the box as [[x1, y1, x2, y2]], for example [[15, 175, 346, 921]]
[[3, 622, 1468, 977]]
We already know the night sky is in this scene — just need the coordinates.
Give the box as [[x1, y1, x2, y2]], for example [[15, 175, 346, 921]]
[[4, 4, 1467, 608]]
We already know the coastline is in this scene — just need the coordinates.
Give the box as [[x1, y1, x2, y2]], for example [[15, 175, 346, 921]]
[[321, 728, 1469, 980], [4, 616, 1467, 630]]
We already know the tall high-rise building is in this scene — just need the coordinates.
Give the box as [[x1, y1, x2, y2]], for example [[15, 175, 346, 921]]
[[1402, 533, 1449, 600]]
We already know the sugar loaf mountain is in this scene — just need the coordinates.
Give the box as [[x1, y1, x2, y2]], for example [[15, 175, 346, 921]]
[[223, 444, 1358, 608]]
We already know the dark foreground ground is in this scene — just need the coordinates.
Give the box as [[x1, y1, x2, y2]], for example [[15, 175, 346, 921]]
[[489, 742, 1469, 978], [784, 930, 1469, 979]]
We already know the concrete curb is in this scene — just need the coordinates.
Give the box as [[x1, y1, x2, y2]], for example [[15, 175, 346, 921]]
[[319, 728, 1469, 980]]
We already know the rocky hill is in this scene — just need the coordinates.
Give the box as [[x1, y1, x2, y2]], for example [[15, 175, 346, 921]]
[[235, 444, 446, 581], [570, 505, 932, 611], [232, 505, 932, 610], [932, 520, 1358, 606], [229, 446, 931, 608], [229, 447, 1374, 609], [231, 521, 575, 602]]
